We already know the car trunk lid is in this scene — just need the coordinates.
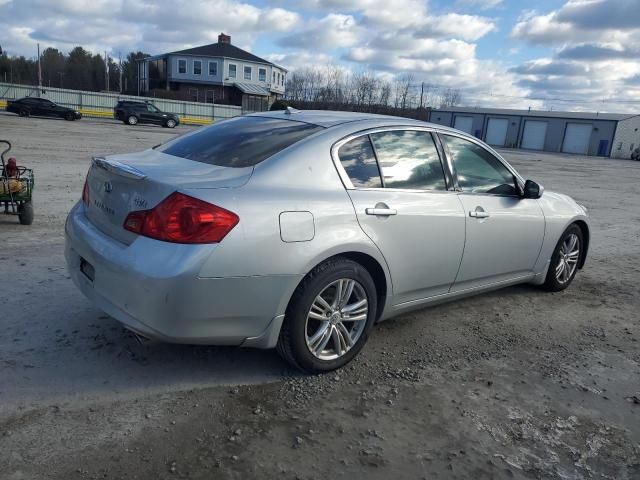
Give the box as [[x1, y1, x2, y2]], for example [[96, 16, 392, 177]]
[[84, 149, 252, 244]]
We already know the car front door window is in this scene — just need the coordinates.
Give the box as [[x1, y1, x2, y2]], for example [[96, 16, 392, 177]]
[[442, 134, 517, 196]]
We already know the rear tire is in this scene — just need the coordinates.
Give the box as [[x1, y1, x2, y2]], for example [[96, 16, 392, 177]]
[[542, 224, 583, 292], [18, 202, 34, 225], [277, 258, 377, 373], [127, 115, 138, 125]]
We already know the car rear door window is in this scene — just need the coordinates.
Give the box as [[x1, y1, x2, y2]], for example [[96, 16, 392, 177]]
[[369, 130, 447, 191], [442, 134, 517, 195], [337, 136, 382, 188], [158, 116, 323, 168]]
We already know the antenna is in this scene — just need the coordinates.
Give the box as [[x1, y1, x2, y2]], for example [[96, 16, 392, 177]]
[[285, 106, 300, 115]]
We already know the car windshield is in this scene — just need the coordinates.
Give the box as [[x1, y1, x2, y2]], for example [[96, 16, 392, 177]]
[[157, 116, 323, 168], [147, 104, 160, 112]]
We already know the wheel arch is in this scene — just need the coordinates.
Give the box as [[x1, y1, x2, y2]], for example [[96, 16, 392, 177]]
[[573, 219, 589, 269], [290, 251, 390, 323]]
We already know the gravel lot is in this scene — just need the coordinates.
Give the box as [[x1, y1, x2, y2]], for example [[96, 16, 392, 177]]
[[1, 112, 639, 479]]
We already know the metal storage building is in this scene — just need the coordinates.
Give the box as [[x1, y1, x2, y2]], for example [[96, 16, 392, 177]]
[[611, 115, 640, 159], [428, 107, 637, 157]]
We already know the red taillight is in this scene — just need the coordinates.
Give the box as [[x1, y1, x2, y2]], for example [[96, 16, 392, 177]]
[[123, 192, 239, 244], [82, 176, 90, 206]]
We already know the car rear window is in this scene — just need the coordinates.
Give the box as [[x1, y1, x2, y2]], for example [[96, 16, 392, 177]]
[[157, 116, 323, 168]]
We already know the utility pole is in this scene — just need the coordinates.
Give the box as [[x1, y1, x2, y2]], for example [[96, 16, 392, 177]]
[[118, 52, 123, 93], [105, 50, 109, 92], [419, 81, 424, 109], [37, 43, 42, 93]]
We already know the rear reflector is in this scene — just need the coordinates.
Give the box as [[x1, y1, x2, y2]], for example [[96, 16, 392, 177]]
[[123, 192, 239, 244]]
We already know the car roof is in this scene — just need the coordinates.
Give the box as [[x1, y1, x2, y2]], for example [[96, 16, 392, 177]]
[[247, 109, 463, 133]]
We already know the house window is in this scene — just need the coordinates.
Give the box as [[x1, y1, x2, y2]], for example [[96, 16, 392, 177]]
[[281, 74, 284, 86], [193, 60, 202, 75], [259, 68, 266, 82], [229, 63, 237, 79], [277, 72, 280, 85], [273, 71, 276, 83], [244, 66, 252, 81], [209, 61, 217, 76], [178, 59, 187, 74]]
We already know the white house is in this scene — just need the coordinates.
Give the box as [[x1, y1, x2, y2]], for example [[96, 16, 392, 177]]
[[138, 33, 286, 111]]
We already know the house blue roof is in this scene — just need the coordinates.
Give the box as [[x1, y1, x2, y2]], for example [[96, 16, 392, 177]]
[[165, 42, 275, 67]]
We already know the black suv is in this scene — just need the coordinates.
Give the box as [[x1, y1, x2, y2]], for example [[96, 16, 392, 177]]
[[114, 101, 179, 128], [6, 97, 82, 120]]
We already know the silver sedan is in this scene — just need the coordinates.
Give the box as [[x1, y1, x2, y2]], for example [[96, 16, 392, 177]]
[[65, 110, 590, 372]]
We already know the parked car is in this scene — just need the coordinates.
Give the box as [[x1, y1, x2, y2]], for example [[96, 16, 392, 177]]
[[65, 110, 590, 372], [114, 100, 179, 128], [6, 97, 81, 120], [631, 147, 640, 161]]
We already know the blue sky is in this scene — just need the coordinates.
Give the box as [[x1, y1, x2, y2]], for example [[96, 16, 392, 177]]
[[1, 0, 638, 112]]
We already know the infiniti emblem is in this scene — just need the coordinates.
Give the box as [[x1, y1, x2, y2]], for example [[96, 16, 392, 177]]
[[104, 181, 113, 193]]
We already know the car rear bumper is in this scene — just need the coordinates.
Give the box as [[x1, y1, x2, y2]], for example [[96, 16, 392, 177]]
[[65, 202, 300, 347]]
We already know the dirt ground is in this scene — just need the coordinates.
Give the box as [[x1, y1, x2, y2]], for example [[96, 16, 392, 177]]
[[0, 112, 639, 480]]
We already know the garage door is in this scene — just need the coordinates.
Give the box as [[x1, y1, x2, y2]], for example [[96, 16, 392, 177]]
[[562, 123, 592, 154], [521, 120, 547, 150], [454, 116, 473, 134], [485, 118, 509, 146]]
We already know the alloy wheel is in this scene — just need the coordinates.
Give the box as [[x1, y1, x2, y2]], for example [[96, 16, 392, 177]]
[[305, 278, 368, 361], [555, 233, 580, 284]]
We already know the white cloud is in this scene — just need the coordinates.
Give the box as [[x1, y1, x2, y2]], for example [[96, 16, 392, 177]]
[[508, 1, 640, 112], [455, 0, 503, 10], [415, 13, 496, 42], [0, 0, 301, 56], [278, 13, 360, 50]]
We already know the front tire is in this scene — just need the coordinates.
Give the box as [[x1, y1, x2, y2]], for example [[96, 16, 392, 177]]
[[127, 115, 138, 125], [19, 108, 29, 117], [165, 119, 176, 128], [543, 224, 583, 292], [277, 258, 377, 372], [64, 112, 74, 121]]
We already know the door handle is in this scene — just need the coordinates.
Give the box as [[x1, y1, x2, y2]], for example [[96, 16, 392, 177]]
[[469, 209, 490, 218], [365, 207, 397, 216]]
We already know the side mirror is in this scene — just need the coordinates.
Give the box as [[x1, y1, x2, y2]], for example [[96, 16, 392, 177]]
[[522, 179, 544, 199]]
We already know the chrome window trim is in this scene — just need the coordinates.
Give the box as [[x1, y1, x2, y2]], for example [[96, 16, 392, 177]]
[[435, 129, 525, 194], [331, 125, 454, 193]]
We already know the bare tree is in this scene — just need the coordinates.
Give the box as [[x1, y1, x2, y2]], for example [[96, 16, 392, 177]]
[[439, 88, 462, 108], [395, 73, 415, 111]]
